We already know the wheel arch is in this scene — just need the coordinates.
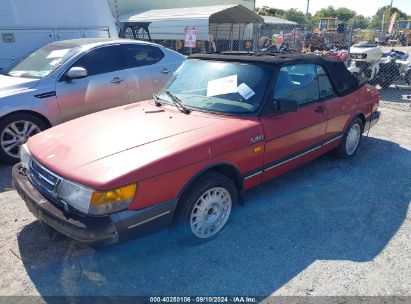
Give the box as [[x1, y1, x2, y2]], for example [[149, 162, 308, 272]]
[[356, 112, 366, 131], [344, 112, 366, 133], [173, 162, 243, 225], [176, 162, 243, 200], [0, 110, 52, 129]]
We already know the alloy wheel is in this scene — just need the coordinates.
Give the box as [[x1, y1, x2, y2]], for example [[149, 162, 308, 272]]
[[345, 123, 361, 156], [0, 120, 41, 158], [190, 187, 232, 239]]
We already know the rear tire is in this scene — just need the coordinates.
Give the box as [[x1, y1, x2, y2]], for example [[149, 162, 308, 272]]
[[0, 114, 47, 163], [174, 171, 238, 245], [334, 117, 363, 158]]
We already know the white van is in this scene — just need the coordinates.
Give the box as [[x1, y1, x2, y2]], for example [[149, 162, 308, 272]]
[[0, 0, 118, 69]]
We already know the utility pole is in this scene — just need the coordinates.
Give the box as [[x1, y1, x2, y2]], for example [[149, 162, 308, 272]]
[[305, 0, 310, 28]]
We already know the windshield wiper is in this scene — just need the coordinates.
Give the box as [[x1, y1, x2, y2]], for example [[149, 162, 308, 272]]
[[165, 91, 191, 114], [153, 93, 166, 107]]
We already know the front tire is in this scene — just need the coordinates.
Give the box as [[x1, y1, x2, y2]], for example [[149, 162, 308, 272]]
[[175, 172, 238, 244], [334, 117, 363, 158], [0, 114, 47, 163]]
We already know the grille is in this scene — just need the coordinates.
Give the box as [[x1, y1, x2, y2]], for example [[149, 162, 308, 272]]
[[27, 158, 85, 216], [28, 158, 61, 198]]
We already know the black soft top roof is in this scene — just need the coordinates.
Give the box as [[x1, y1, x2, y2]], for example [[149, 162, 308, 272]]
[[189, 52, 360, 96]]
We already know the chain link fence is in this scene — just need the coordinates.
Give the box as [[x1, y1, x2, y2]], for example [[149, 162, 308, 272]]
[[132, 21, 411, 109]]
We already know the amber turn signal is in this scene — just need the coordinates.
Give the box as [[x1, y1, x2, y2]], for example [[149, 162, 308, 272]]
[[254, 146, 263, 153], [91, 184, 137, 206]]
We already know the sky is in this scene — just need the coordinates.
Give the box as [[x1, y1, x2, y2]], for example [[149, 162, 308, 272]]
[[255, 0, 411, 17]]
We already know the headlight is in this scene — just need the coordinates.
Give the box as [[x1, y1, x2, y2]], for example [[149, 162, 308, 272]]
[[56, 177, 137, 216], [20, 144, 31, 169], [89, 184, 137, 216], [58, 179, 94, 214]]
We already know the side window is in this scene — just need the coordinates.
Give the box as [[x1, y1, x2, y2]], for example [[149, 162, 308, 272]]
[[316, 65, 335, 98], [72, 46, 120, 76], [274, 63, 319, 106], [122, 44, 164, 69]]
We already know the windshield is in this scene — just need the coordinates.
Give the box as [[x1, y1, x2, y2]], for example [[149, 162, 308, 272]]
[[157, 59, 272, 115], [2, 44, 81, 79], [396, 21, 410, 30]]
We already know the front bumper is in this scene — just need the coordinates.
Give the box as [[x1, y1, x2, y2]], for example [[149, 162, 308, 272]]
[[12, 164, 177, 246], [364, 111, 380, 131]]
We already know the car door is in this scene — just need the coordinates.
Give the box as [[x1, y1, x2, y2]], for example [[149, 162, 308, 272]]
[[261, 63, 328, 182], [316, 64, 358, 140], [55, 45, 128, 122], [121, 44, 171, 103]]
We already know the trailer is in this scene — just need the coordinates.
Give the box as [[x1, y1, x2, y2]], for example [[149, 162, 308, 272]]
[[0, 0, 117, 69]]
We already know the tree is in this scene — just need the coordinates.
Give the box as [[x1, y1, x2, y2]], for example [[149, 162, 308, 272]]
[[368, 6, 410, 30], [312, 6, 355, 21], [282, 8, 307, 25], [349, 15, 371, 29], [314, 6, 337, 18], [335, 8, 356, 21]]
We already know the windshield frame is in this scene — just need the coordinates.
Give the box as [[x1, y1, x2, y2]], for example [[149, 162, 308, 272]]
[[157, 59, 276, 117]]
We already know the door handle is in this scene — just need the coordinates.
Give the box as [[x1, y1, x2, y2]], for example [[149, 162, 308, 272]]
[[111, 77, 125, 84], [161, 68, 170, 74], [315, 106, 326, 114]]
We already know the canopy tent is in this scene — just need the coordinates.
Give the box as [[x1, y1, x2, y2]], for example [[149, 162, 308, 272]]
[[119, 4, 263, 41], [262, 16, 298, 26]]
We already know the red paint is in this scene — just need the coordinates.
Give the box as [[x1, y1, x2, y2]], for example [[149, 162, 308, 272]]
[[27, 84, 379, 210]]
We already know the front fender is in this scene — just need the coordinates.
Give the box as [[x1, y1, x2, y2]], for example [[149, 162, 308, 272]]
[[0, 89, 59, 125]]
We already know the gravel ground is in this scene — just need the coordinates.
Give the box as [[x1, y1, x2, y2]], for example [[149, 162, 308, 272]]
[[0, 105, 410, 299]]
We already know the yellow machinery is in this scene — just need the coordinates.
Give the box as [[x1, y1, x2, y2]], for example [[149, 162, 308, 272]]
[[393, 20, 411, 46], [318, 18, 338, 31]]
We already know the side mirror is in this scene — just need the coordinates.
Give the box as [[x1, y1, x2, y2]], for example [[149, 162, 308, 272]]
[[66, 67, 87, 79], [275, 99, 298, 112]]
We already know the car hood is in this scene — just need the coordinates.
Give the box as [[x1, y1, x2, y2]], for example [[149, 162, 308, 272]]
[[28, 101, 261, 189], [0, 74, 39, 94]]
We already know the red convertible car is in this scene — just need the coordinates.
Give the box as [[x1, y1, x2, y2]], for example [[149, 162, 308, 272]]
[[13, 52, 380, 245]]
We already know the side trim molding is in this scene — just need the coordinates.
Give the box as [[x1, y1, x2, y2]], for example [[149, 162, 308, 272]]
[[243, 134, 343, 180], [127, 210, 172, 229], [244, 170, 263, 181]]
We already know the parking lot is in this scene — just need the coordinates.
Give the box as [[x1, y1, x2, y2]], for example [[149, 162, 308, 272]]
[[0, 100, 410, 298]]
